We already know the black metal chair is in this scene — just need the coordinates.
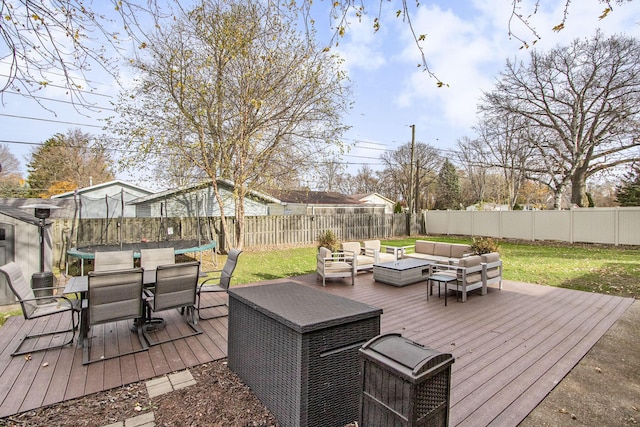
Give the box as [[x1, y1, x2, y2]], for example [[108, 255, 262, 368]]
[[0, 262, 81, 356], [142, 261, 202, 346], [196, 249, 242, 320], [84, 267, 147, 364]]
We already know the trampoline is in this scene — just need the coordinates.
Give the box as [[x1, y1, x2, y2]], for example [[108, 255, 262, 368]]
[[66, 239, 217, 275]]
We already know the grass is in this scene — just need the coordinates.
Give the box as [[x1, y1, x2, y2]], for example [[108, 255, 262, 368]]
[[206, 236, 640, 299], [2, 236, 638, 323]]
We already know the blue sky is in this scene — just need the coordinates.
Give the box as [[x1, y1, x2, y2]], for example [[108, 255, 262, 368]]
[[1, 0, 639, 189]]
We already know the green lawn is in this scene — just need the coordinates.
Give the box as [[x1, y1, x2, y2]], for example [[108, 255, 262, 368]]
[[230, 236, 640, 299], [2, 236, 638, 326]]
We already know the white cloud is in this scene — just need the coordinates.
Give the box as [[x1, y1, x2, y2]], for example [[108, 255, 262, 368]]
[[333, 13, 387, 73]]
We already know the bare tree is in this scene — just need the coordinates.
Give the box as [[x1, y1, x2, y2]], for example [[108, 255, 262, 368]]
[[109, 0, 350, 250], [2, 0, 629, 106], [0, 143, 26, 197], [380, 142, 440, 212], [480, 31, 640, 209], [308, 157, 347, 192]]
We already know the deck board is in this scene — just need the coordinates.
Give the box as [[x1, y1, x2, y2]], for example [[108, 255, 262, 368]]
[[0, 273, 634, 426]]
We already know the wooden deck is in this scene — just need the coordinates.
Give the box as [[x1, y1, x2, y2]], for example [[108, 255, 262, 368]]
[[0, 273, 634, 426]]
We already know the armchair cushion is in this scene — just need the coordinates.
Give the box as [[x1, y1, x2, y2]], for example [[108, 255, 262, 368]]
[[341, 241, 375, 270], [363, 240, 397, 263], [317, 247, 355, 286]]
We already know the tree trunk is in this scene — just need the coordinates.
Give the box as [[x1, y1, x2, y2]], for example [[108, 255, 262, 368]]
[[571, 169, 589, 207]]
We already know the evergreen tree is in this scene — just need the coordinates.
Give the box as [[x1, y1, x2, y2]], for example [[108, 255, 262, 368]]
[[615, 166, 640, 206], [27, 129, 115, 197], [434, 159, 462, 210]]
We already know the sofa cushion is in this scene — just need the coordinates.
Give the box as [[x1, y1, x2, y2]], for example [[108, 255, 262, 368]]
[[363, 240, 381, 251], [355, 254, 375, 266], [434, 243, 451, 257], [340, 241, 361, 255], [456, 255, 482, 282], [415, 240, 435, 255], [450, 244, 472, 259], [326, 261, 353, 273], [318, 247, 331, 259], [458, 255, 482, 268], [481, 252, 501, 264]]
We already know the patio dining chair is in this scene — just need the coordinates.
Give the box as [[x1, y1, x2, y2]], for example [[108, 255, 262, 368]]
[[142, 261, 202, 346], [0, 262, 81, 356], [196, 249, 242, 320], [93, 250, 134, 272], [84, 267, 147, 364], [140, 247, 175, 284]]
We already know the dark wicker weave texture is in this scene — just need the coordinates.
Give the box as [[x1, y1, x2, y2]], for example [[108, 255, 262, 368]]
[[359, 335, 453, 427], [228, 282, 382, 427]]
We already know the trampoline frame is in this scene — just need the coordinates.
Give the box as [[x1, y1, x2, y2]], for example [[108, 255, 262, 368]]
[[66, 240, 217, 275]]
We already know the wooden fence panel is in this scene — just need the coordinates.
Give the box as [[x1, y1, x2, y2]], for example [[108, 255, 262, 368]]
[[51, 213, 423, 266]]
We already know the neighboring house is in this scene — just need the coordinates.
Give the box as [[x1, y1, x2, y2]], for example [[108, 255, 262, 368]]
[[351, 193, 395, 214], [466, 202, 511, 211], [265, 189, 385, 215], [52, 180, 155, 218], [131, 179, 280, 218]]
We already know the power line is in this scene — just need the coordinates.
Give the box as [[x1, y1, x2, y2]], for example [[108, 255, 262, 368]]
[[2, 90, 116, 111], [0, 73, 114, 99], [0, 113, 104, 128]]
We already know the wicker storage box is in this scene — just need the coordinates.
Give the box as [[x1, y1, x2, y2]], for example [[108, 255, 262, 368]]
[[228, 282, 382, 427], [359, 333, 454, 427]]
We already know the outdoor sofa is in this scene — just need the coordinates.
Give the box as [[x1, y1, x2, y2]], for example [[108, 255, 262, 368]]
[[403, 240, 473, 264]]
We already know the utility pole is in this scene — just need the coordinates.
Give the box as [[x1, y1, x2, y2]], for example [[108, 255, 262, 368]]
[[409, 124, 415, 214]]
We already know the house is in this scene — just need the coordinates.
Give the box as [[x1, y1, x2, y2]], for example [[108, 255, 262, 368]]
[[265, 189, 385, 215], [131, 179, 280, 218], [51, 180, 155, 218], [351, 193, 396, 214]]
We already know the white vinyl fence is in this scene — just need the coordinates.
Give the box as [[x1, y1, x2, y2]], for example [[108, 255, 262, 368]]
[[423, 207, 640, 246]]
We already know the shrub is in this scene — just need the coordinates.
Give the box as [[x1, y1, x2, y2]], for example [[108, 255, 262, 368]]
[[317, 230, 339, 252], [470, 236, 500, 255]]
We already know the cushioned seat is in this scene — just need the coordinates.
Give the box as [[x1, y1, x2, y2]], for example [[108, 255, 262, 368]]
[[362, 240, 397, 264], [341, 241, 375, 271], [434, 255, 485, 302], [481, 252, 503, 289], [317, 247, 355, 286]]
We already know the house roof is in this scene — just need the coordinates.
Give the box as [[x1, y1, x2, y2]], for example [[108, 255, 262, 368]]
[[131, 179, 280, 204], [351, 192, 395, 205], [51, 180, 155, 199], [0, 198, 76, 220], [265, 189, 363, 205]]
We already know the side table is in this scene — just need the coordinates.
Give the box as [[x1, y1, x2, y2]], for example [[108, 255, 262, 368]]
[[427, 274, 457, 306]]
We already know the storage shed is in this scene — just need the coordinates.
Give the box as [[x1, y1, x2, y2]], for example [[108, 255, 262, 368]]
[[0, 206, 53, 306]]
